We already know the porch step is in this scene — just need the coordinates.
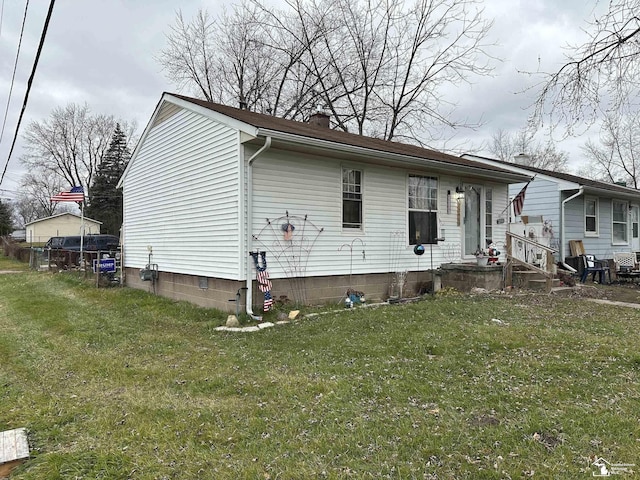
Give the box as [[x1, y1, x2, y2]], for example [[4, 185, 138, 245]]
[[512, 270, 560, 291], [528, 278, 561, 291]]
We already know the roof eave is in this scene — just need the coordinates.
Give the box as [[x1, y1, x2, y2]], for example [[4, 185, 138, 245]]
[[257, 128, 530, 183], [580, 185, 640, 200]]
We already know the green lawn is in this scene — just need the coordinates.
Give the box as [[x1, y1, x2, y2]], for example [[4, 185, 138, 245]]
[[1, 263, 639, 479]]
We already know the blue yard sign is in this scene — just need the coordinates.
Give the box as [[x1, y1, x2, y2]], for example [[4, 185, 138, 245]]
[[93, 258, 116, 273]]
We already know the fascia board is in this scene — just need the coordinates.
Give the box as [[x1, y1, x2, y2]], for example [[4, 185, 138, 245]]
[[464, 155, 568, 186], [164, 94, 259, 138], [259, 128, 530, 183], [582, 185, 640, 201]]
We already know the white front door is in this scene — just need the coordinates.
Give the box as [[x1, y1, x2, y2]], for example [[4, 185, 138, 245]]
[[631, 205, 640, 252]]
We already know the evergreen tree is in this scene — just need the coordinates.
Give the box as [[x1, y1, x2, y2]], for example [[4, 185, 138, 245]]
[[86, 124, 130, 236], [0, 200, 14, 236]]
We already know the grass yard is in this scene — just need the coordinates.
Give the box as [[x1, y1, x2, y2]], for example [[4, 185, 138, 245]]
[[1, 260, 639, 479]]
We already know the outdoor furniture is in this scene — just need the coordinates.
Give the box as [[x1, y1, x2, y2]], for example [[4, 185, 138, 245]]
[[580, 254, 611, 284], [613, 252, 640, 282]]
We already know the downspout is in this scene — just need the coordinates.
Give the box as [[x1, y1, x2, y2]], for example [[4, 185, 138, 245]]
[[560, 186, 584, 271], [245, 136, 272, 320]]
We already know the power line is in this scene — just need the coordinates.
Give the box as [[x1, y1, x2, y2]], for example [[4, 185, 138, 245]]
[[0, 0, 55, 188], [0, 0, 30, 146]]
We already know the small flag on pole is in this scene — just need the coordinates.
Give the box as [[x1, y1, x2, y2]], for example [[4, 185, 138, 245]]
[[512, 184, 527, 217], [51, 186, 84, 203]]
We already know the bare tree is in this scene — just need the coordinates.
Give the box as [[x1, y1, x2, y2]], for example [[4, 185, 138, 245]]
[[158, 9, 220, 102], [531, 0, 640, 131], [13, 170, 71, 226], [489, 128, 569, 171], [158, 0, 495, 143], [20, 103, 134, 194], [377, 0, 493, 144], [580, 112, 640, 188]]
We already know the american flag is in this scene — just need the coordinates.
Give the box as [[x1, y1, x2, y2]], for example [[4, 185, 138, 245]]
[[51, 186, 84, 203], [256, 270, 272, 292], [512, 184, 528, 217], [263, 291, 274, 312]]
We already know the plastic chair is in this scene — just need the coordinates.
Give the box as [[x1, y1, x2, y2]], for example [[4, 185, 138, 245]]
[[613, 252, 640, 282], [580, 254, 610, 284]]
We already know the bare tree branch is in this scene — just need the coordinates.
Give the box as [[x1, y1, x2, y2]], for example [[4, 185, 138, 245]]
[[580, 111, 640, 188], [530, 0, 640, 132], [488, 128, 569, 172]]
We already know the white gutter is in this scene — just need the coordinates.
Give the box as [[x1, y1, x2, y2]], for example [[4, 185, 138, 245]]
[[245, 136, 272, 320], [560, 187, 584, 266]]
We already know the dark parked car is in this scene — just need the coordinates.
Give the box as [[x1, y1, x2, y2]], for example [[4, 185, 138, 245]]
[[45, 235, 120, 251]]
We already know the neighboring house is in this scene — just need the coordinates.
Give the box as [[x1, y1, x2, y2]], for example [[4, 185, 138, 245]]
[[464, 155, 640, 264], [25, 213, 101, 244], [10, 229, 26, 242], [118, 93, 529, 312]]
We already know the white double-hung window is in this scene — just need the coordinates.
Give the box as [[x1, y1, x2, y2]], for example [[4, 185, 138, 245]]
[[612, 200, 628, 244], [585, 197, 598, 236], [342, 168, 362, 229], [408, 175, 438, 245]]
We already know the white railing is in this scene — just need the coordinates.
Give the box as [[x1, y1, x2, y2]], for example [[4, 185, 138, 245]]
[[506, 232, 557, 291]]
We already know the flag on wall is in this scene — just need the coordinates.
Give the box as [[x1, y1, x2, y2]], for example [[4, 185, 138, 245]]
[[512, 184, 527, 217], [51, 186, 84, 203]]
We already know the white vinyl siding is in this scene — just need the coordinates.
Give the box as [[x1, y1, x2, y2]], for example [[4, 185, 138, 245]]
[[122, 108, 241, 278], [250, 149, 510, 278]]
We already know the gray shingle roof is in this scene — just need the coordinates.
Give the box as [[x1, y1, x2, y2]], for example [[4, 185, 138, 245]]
[[467, 154, 640, 196]]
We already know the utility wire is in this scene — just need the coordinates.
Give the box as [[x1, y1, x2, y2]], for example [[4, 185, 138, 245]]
[[0, 0, 30, 146], [0, 0, 55, 188]]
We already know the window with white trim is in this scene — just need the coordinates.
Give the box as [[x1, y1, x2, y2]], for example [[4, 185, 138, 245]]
[[585, 197, 598, 236], [612, 200, 628, 244], [408, 175, 438, 245], [342, 168, 362, 229]]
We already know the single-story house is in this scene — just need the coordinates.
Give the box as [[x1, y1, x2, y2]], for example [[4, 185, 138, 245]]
[[118, 93, 530, 313], [464, 155, 640, 266], [25, 213, 101, 244]]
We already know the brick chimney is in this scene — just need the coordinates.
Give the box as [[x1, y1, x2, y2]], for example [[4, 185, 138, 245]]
[[308, 109, 330, 128]]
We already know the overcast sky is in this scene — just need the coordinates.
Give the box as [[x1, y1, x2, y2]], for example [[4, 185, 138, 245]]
[[0, 0, 606, 199]]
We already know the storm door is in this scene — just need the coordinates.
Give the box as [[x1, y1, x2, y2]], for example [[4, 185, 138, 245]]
[[463, 185, 482, 256]]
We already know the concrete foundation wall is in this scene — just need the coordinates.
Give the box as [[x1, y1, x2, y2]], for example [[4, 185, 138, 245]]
[[124, 267, 438, 312], [439, 263, 503, 292]]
